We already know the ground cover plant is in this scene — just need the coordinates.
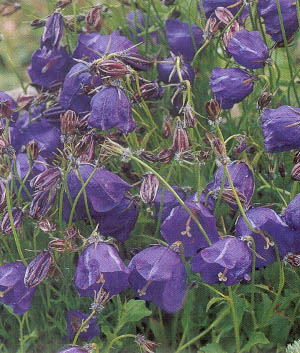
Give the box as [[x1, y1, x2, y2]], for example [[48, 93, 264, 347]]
[[1, 0, 300, 352]]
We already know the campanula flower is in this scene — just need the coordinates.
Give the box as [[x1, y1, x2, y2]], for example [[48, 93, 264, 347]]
[[66, 310, 100, 341]]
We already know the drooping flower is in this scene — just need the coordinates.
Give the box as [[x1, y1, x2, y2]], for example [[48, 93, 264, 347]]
[[206, 160, 255, 210], [160, 200, 219, 257], [0, 262, 36, 314], [88, 86, 135, 133], [66, 310, 100, 341], [63, 164, 131, 222], [190, 236, 252, 285], [28, 47, 72, 89], [210, 67, 254, 109], [158, 55, 195, 84], [227, 30, 270, 69], [74, 241, 130, 297], [128, 245, 187, 313], [236, 207, 298, 269], [257, 0, 298, 43], [283, 194, 300, 231], [40, 12, 64, 52], [165, 19, 204, 62], [24, 251, 53, 288], [261, 105, 300, 153]]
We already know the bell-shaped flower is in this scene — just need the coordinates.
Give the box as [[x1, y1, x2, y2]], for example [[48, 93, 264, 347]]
[[257, 0, 298, 43], [261, 105, 300, 153], [190, 236, 252, 285], [158, 55, 195, 84], [165, 19, 204, 62], [128, 245, 187, 313], [28, 47, 72, 89], [66, 310, 100, 341], [160, 200, 219, 257], [88, 86, 135, 133], [284, 194, 300, 231], [63, 164, 131, 222], [210, 67, 254, 109], [0, 262, 36, 314], [206, 160, 255, 210], [227, 30, 269, 69], [198, 0, 248, 19], [40, 12, 64, 52], [236, 207, 298, 269], [74, 241, 130, 297]]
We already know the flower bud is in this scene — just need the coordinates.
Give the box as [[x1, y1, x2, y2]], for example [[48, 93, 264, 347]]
[[86, 6, 103, 32], [60, 110, 78, 135], [0, 179, 6, 212], [157, 148, 174, 164], [30, 168, 61, 192], [0, 3, 21, 16], [40, 12, 64, 51], [38, 219, 57, 232], [279, 162, 286, 178], [29, 189, 58, 219], [257, 91, 272, 113], [140, 173, 159, 204], [206, 132, 226, 161], [205, 99, 220, 121], [294, 151, 300, 164], [221, 188, 248, 208], [1, 207, 23, 235], [48, 238, 69, 252], [172, 120, 189, 153], [139, 150, 158, 163], [134, 82, 165, 103], [56, 0, 72, 9], [162, 114, 173, 138], [92, 59, 129, 79], [30, 18, 46, 28], [183, 105, 197, 128], [24, 250, 53, 288], [233, 135, 247, 155], [204, 16, 219, 40], [0, 100, 13, 119], [291, 162, 300, 181], [26, 140, 39, 161]]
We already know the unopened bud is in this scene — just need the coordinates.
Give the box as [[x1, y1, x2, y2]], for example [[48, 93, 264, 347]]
[[1, 207, 23, 235], [134, 82, 165, 103], [204, 16, 219, 40], [162, 114, 173, 138], [294, 151, 300, 164], [139, 150, 158, 163], [205, 99, 220, 121], [278, 162, 286, 178], [38, 219, 57, 232], [172, 120, 189, 153], [0, 100, 13, 119], [26, 140, 39, 161], [86, 6, 103, 32], [92, 59, 129, 79], [140, 172, 159, 204], [48, 238, 68, 252], [206, 132, 226, 161], [30, 18, 46, 28], [233, 135, 247, 155], [24, 250, 53, 288], [29, 189, 58, 219], [221, 188, 248, 208], [291, 162, 300, 181], [30, 167, 61, 192], [183, 105, 197, 128], [56, 0, 72, 9], [0, 3, 21, 16], [257, 91, 272, 113], [60, 110, 78, 135], [157, 148, 174, 164], [135, 334, 158, 353]]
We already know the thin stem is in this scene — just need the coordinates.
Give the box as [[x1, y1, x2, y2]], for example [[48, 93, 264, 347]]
[[104, 334, 136, 353], [228, 286, 240, 352], [72, 310, 96, 345]]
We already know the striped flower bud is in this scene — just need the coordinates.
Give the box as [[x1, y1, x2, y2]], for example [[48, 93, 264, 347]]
[[26, 140, 39, 161], [157, 148, 174, 164], [291, 162, 300, 181], [140, 173, 159, 204], [30, 167, 61, 192], [38, 219, 57, 232], [162, 114, 173, 138], [134, 82, 165, 103], [24, 250, 53, 288], [60, 110, 78, 135], [29, 189, 58, 219], [1, 207, 23, 235], [221, 188, 248, 208], [86, 5, 103, 33], [92, 59, 129, 79], [172, 120, 189, 153]]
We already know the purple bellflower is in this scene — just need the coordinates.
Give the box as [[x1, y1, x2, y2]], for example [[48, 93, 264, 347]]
[[190, 236, 252, 285], [284, 194, 300, 231], [158, 55, 195, 84], [88, 86, 135, 133], [75, 241, 130, 297], [128, 245, 187, 313], [63, 164, 131, 222], [206, 160, 255, 210], [73, 31, 150, 71], [261, 105, 300, 153], [257, 0, 298, 43], [198, 0, 248, 19], [57, 347, 88, 353], [0, 262, 36, 315], [59, 63, 97, 114], [236, 207, 298, 269], [0, 91, 18, 121], [210, 67, 254, 109], [40, 12, 64, 52], [160, 200, 219, 257], [91, 197, 139, 242], [227, 30, 270, 69], [28, 47, 72, 89], [165, 19, 204, 62], [66, 310, 100, 341]]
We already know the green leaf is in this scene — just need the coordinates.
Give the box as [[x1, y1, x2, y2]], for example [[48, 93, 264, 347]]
[[269, 315, 291, 345], [240, 332, 269, 352], [121, 299, 152, 323], [256, 293, 272, 326], [199, 343, 227, 353]]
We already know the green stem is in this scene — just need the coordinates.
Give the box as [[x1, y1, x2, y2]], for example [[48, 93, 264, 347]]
[[228, 286, 240, 352], [104, 334, 136, 353], [175, 307, 230, 353], [72, 310, 96, 346], [5, 182, 27, 265]]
